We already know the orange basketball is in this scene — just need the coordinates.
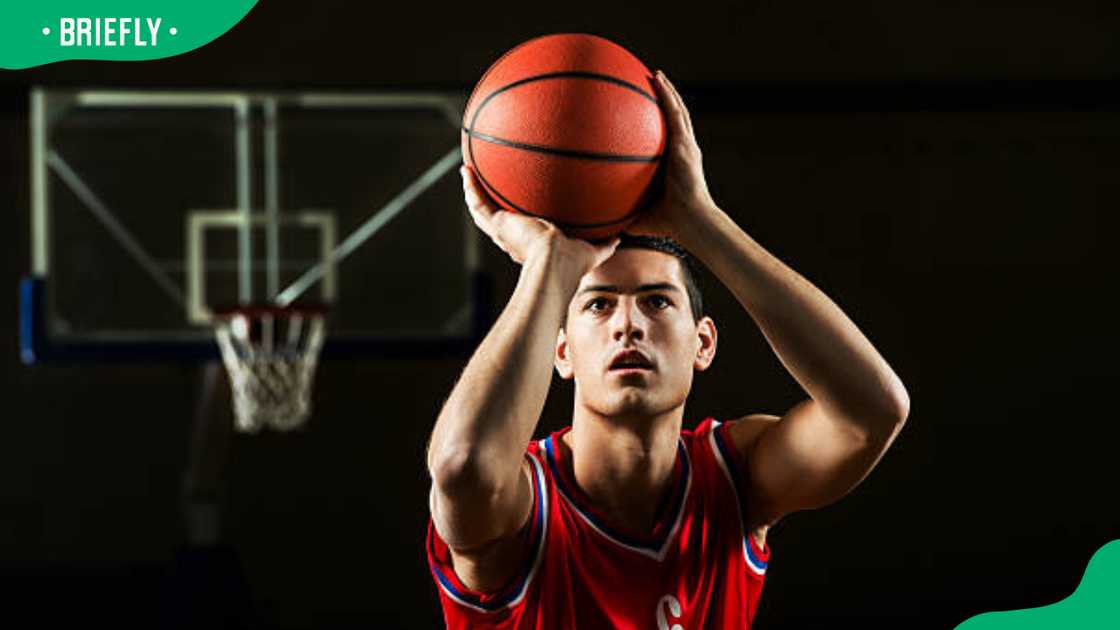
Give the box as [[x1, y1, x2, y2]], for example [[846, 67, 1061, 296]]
[[462, 34, 666, 241]]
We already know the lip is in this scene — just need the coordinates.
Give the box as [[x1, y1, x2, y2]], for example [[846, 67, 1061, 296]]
[[609, 367, 652, 376]]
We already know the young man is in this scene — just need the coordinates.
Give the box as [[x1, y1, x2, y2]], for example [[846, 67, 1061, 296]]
[[425, 71, 909, 629]]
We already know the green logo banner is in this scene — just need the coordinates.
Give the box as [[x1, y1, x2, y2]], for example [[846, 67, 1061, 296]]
[[1, 1, 258, 70], [955, 540, 1120, 629]]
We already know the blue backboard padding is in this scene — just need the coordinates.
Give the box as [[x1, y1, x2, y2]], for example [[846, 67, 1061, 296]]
[[19, 276, 40, 365], [20, 276, 222, 363]]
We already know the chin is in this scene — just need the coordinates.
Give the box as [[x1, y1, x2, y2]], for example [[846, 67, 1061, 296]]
[[605, 390, 662, 416], [578, 378, 683, 417]]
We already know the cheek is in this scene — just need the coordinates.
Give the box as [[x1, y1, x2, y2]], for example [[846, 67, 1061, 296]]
[[569, 324, 607, 354], [567, 333, 599, 372], [663, 329, 701, 370]]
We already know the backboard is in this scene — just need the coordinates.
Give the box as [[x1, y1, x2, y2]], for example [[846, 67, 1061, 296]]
[[21, 88, 493, 362]]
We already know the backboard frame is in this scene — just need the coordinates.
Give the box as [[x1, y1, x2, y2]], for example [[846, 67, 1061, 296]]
[[20, 87, 493, 363]]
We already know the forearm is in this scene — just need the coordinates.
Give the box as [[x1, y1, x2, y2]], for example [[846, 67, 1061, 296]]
[[679, 205, 909, 433], [427, 244, 585, 489]]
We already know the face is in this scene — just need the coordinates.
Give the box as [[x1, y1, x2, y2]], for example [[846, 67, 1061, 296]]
[[555, 248, 717, 419]]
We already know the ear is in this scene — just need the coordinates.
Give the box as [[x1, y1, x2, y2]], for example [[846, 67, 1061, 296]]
[[694, 316, 717, 372], [555, 327, 574, 380]]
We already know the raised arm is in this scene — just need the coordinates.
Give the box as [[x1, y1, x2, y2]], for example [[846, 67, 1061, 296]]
[[425, 166, 618, 589], [636, 71, 910, 528], [698, 214, 909, 525]]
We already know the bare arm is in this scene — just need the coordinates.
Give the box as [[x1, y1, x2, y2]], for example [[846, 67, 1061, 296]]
[[678, 155, 908, 526], [689, 210, 909, 520], [642, 72, 910, 526], [426, 166, 619, 589], [427, 240, 585, 548]]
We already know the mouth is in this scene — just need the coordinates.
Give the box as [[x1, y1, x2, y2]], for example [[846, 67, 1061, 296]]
[[608, 350, 654, 372]]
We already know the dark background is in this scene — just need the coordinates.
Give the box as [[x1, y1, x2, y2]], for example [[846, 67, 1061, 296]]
[[2, 1, 1118, 628]]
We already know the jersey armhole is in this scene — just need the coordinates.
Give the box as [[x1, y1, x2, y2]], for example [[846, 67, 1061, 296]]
[[426, 452, 549, 613], [709, 420, 772, 579]]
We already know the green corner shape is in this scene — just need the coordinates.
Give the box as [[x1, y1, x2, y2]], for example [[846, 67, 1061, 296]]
[[1, 1, 258, 70], [955, 539, 1120, 630]]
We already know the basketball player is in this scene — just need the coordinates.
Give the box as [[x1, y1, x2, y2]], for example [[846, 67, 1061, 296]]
[[425, 70, 909, 628]]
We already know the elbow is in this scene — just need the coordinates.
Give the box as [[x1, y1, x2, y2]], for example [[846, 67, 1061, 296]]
[[428, 445, 476, 489], [855, 379, 910, 445], [428, 444, 504, 498], [890, 379, 911, 425], [872, 382, 910, 443], [874, 365, 910, 425]]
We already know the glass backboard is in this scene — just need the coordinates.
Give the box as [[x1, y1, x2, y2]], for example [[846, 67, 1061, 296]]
[[21, 88, 492, 362]]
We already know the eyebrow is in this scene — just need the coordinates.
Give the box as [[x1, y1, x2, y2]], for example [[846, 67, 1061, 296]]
[[577, 282, 682, 296]]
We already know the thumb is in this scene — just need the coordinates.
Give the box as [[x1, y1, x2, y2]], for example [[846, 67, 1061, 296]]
[[595, 236, 622, 264]]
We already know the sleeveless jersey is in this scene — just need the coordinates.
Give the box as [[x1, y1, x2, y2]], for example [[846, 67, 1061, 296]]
[[427, 417, 771, 629]]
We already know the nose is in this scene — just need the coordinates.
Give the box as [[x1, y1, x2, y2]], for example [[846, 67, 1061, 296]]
[[610, 297, 646, 343]]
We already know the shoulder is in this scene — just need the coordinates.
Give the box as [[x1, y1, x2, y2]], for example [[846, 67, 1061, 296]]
[[682, 417, 752, 497], [683, 414, 778, 464], [694, 414, 782, 540], [721, 414, 781, 455]]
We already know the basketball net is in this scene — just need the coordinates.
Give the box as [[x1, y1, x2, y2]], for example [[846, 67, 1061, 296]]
[[213, 306, 326, 433]]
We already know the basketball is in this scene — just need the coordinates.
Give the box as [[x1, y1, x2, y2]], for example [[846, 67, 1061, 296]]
[[461, 33, 666, 240]]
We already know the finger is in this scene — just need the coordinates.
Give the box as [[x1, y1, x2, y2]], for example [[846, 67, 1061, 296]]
[[654, 71, 685, 140], [663, 73, 695, 136], [488, 208, 524, 250], [466, 206, 496, 240], [657, 71, 691, 134], [461, 166, 498, 220], [651, 71, 679, 123], [657, 71, 694, 137], [463, 192, 495, 239], [461, 166, 498, 238], [593, 236, 622, 265]]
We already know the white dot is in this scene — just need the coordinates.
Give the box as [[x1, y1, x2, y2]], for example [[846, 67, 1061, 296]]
[[169, 27, 178, 35], [42, 27, 50, 35]]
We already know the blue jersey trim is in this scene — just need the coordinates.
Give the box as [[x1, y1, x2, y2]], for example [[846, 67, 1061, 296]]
[[432, 454, 548, 612], [710, 420, 770, 576], [745, 536, 769, 572]]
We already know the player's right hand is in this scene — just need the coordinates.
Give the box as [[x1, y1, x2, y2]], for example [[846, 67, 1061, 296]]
[[460, 165, 620, 271]]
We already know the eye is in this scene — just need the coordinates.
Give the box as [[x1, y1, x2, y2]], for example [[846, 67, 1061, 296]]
[[585, 297, 612, 313], [646, 295, 672, 310]]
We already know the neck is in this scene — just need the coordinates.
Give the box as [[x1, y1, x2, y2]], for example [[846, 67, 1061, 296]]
[[563, 398, 684, 534]]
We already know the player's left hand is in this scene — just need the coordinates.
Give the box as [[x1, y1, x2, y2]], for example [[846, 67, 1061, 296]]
[[628, 70, 717, 243]]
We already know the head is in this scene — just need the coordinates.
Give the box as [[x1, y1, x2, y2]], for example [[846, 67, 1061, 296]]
[[555, 234, 718, 420]]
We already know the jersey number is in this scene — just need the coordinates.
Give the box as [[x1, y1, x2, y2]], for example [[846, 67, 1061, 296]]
[[656, 594, 684, 630]]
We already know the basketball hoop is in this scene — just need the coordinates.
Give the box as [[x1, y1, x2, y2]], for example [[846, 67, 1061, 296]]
[[212, 305, 327, 433]]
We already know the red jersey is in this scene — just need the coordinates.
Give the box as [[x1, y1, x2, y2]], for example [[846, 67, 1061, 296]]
[[427, 418, 772, 629]]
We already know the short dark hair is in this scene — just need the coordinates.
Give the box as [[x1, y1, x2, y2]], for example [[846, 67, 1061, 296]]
[[563, 233, 705, 327]]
